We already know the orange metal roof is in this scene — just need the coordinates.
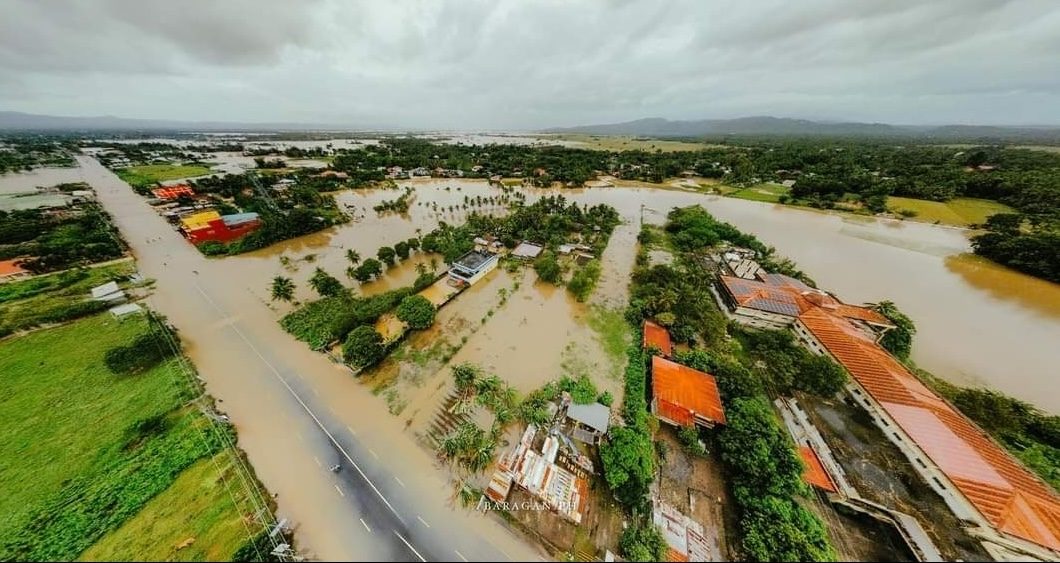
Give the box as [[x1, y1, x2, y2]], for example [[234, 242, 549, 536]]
[[0, 259, 28, 277], [151, 184, 195, 200], [643, 320, 673, 356], [798, 307, 1060, 551], [799, 446, 837, 493], [651, 356, 726, 425]]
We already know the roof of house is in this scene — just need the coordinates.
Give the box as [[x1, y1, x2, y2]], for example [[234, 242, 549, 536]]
[[798, 307, 1060, 551], [643, 320, 673, 356], [151, 185, 194, 199], [651, 356, 726, 425], [180, 210, 221, 230], [566, 402, 610, 434], [221, 212, 260, 226], [109, 302, 143, 317], [0, 258, 28, 277], [799, 446, 837, 493], [719, 273, 893, 326], [452, 250, 495, 271], [512, 241, 544, 259], [90, 281, 120, 299]]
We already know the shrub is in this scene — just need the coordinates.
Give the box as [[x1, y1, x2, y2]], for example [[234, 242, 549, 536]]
[[619, 521, 667, 562], [559, 373, 598, 404], [567, 259, 602, 302], [396, 295, 436, 330], [342, 325, 385, 369], [533, 251, 562, 284], [308, 267, 344, 298]]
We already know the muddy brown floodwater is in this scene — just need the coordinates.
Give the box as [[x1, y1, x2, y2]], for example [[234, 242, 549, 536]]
[[227, 177, 1060, 414]]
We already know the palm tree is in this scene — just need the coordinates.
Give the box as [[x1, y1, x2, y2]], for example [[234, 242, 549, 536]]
[[345, 249, 361, 266], [452, 362, 480, 397], [270, 276, 295, 302]]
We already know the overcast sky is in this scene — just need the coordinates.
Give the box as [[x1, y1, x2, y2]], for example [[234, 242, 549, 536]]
[[2, 0, 1059, 129]]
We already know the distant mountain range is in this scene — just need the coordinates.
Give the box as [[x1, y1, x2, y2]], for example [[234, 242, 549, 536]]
[[545, 116, 1060, 142], [3, 110, 1060, 142]]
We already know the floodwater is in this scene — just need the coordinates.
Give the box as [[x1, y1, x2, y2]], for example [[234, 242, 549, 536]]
[[0, 167, 84, 193], [214, 176, 1060, 413]]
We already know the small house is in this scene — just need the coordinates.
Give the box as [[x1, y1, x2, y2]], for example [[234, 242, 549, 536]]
[[511, 241, 544, 260], [651, 356, 726, 428], [448, 250, 499, 287]]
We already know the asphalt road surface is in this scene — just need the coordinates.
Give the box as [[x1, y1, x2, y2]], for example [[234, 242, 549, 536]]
[[78, 156, 546, 562]]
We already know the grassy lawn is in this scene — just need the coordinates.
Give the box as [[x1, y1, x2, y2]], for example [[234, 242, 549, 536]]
[[116, 164, 212, 190], [0, 313, 254, 560], [0, 261, 139, 336], [80, 454, 261, 562], [887, 196, 1013, 226], [587, 306, 631, 380], [728, 182, 791, 203]]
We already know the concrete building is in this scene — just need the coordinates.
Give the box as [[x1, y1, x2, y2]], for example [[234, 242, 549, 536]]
[[447, 250, 499, 287], [790, 296, 1060, 560]]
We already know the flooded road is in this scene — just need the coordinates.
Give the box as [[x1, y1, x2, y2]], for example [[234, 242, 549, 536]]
[[74, 157, 546, 562]]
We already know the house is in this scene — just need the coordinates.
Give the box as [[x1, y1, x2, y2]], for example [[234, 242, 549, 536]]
[[409, 167, 430, 177], [182, 212, 262, 245], [151, 185, 195, 200], [564, 402, 610, 444], [511, 241, 544, 260], [486, 424, 589, 523], [651, 356, 726, 428], [643, 320, 673, 357], [447, 250, 499, 287], [0, 259, 30, 282]]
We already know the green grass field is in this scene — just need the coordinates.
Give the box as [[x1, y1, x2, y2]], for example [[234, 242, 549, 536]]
[[0, 261, 138, 337], [887, 196, 1013, 226], [0, 313, 261, 560], [728, 183, 791, 203], [116, 164, 212, 190]]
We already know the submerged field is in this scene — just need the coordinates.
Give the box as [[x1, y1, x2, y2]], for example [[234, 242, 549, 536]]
[[0, 313, 265, 561], [116, 164, 212, 190], [547, 133, 716, 152], [887, 196, 1013, 227]]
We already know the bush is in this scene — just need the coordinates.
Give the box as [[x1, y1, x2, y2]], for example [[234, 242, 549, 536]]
[[342, 325, 385, 369], [396, 295, 436, 330], [533, 251, 562, 284], [308, 267, 344, 298], [104, 329, 178, 376], [281, 288, 411, 349], [559, 373, 598, 404], [678, 425, 706, 457], [567, 259, 601, 302], [619, 521, 667, 562], [597, 390, 613, 407]]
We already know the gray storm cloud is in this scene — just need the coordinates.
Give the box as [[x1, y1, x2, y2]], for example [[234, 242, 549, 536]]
[[1, 0, 1058, 128]]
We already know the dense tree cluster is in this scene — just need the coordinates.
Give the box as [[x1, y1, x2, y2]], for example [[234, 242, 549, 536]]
[[972, 213, 1060, 283], [395, 295, 436, 330], [875, 300, 917, 359], [0, 138, 75, 173], [737, 328, 848, 397], [0, 203, 126, 273]]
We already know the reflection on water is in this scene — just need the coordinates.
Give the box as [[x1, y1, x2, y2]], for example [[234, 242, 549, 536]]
[[946, 254, 1060, 319]]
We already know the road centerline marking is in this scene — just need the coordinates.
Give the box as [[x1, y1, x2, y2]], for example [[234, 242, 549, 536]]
[[335, 484, 345, 497]]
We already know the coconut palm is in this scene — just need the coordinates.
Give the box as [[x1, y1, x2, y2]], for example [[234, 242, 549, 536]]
[[270, 276, 295, 301], [345, 249, 361, 266]]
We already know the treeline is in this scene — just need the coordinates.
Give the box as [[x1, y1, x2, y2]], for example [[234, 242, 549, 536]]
[[0, 137, 75, 173], [0, 204, 126, 272], [971, 213, 1060, 283]]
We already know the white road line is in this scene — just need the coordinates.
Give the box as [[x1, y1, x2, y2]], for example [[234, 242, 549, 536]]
[[191, 283, 408, 527], [454, 549, 468, 562], [393, 531, 427, 562], [313, 456, 321, 467], [369, 448, 379, 459], [347, 425, 356, 436], [394, 476, 406, 487], [335, 484, 345, 497], [417, 515, 431, 528], [360, 518, 371, 533]]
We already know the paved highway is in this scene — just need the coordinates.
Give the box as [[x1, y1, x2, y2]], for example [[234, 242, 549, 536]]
[[78, 156, 545, 562]]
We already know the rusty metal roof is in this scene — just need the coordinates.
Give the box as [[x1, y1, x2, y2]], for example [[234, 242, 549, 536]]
[[651, 356, 726, 426], [799, 307, 1060, 552], [643, 320, 673, 356], [799, 446, 838, 493]]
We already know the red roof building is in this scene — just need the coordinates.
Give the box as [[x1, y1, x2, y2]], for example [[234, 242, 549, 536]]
[[0, 258, 30, 281], [799, 446, 838, 493], [183, 212, 261, 245], [796, 307, 1060, 556], [651, 356, 726, 428], [151, 185, 195, 200], [716, 273, 893, 331], [643, 320, 673, 357]]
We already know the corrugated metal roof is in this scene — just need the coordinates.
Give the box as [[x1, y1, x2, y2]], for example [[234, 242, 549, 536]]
[[0, 258, 28, 277], [566, 402, 610, 434], [651, 356, 726, 426], [643, 320, 673, 356], [799, 307, 1060, 552]]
